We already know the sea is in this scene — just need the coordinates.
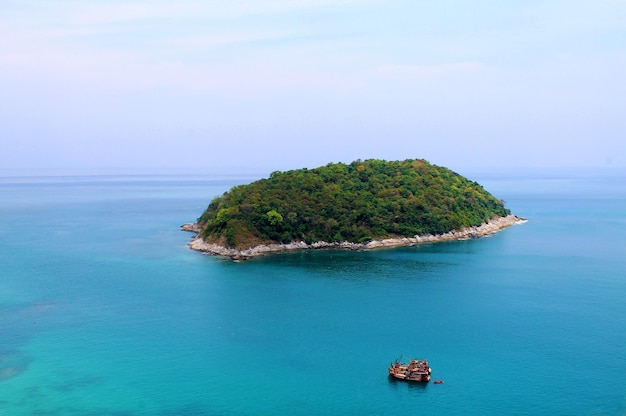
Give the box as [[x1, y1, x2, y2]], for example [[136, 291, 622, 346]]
[[0, 168, 625, 415]]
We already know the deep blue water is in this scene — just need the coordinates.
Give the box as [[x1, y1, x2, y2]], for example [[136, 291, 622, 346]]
[[1, 170, 625, 415]]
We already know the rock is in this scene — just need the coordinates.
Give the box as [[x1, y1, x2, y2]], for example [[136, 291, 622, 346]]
[[186, 214, 527, 260], [180, 223, 201, 233]]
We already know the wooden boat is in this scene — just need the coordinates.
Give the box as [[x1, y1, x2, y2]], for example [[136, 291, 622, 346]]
[[388, 358, 431, 382]]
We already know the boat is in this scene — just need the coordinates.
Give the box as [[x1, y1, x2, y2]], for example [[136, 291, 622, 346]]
[[388, 358, 431, 382]]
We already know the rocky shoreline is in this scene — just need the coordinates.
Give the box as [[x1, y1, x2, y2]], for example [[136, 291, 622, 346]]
[[182, 214, 527, 261]]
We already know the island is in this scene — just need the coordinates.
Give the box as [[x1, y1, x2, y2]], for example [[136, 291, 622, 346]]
[[183, 159, 525, 260]]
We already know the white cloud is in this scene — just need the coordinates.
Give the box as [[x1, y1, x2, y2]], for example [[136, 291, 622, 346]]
[[64, 2, 194, 25], [170, 30, 299, 48], [12, 0, 380, 28], [377, 62, 486, 78], [0, 30, 351, 98], [0, 0, 378, 91]]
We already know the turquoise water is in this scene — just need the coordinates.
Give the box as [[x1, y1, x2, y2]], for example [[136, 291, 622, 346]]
[[1, 170, 625, 415]]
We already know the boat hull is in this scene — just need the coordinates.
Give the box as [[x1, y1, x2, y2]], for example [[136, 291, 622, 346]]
[[389, 373, 431, 382], [388, 359, 432, 382]]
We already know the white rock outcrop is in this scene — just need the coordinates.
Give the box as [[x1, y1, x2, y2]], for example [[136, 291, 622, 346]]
[[182, 214, 527, 261]]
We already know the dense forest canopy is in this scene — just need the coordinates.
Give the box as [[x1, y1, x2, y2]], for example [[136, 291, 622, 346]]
[[197, 159, 510, 249]]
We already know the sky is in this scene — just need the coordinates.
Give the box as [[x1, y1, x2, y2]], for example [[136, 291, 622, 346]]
[[1, 0, 625, 174]]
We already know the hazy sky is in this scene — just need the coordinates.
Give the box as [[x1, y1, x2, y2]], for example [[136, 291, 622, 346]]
[[2, 0, 625, 173]]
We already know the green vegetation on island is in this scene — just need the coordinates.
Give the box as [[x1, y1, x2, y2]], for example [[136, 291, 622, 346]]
[[196, 159, 511, 249]]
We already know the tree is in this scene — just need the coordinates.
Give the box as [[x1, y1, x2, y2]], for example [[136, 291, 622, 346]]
[[266, 209, 283, 226], [196, 159, 511, 249]]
